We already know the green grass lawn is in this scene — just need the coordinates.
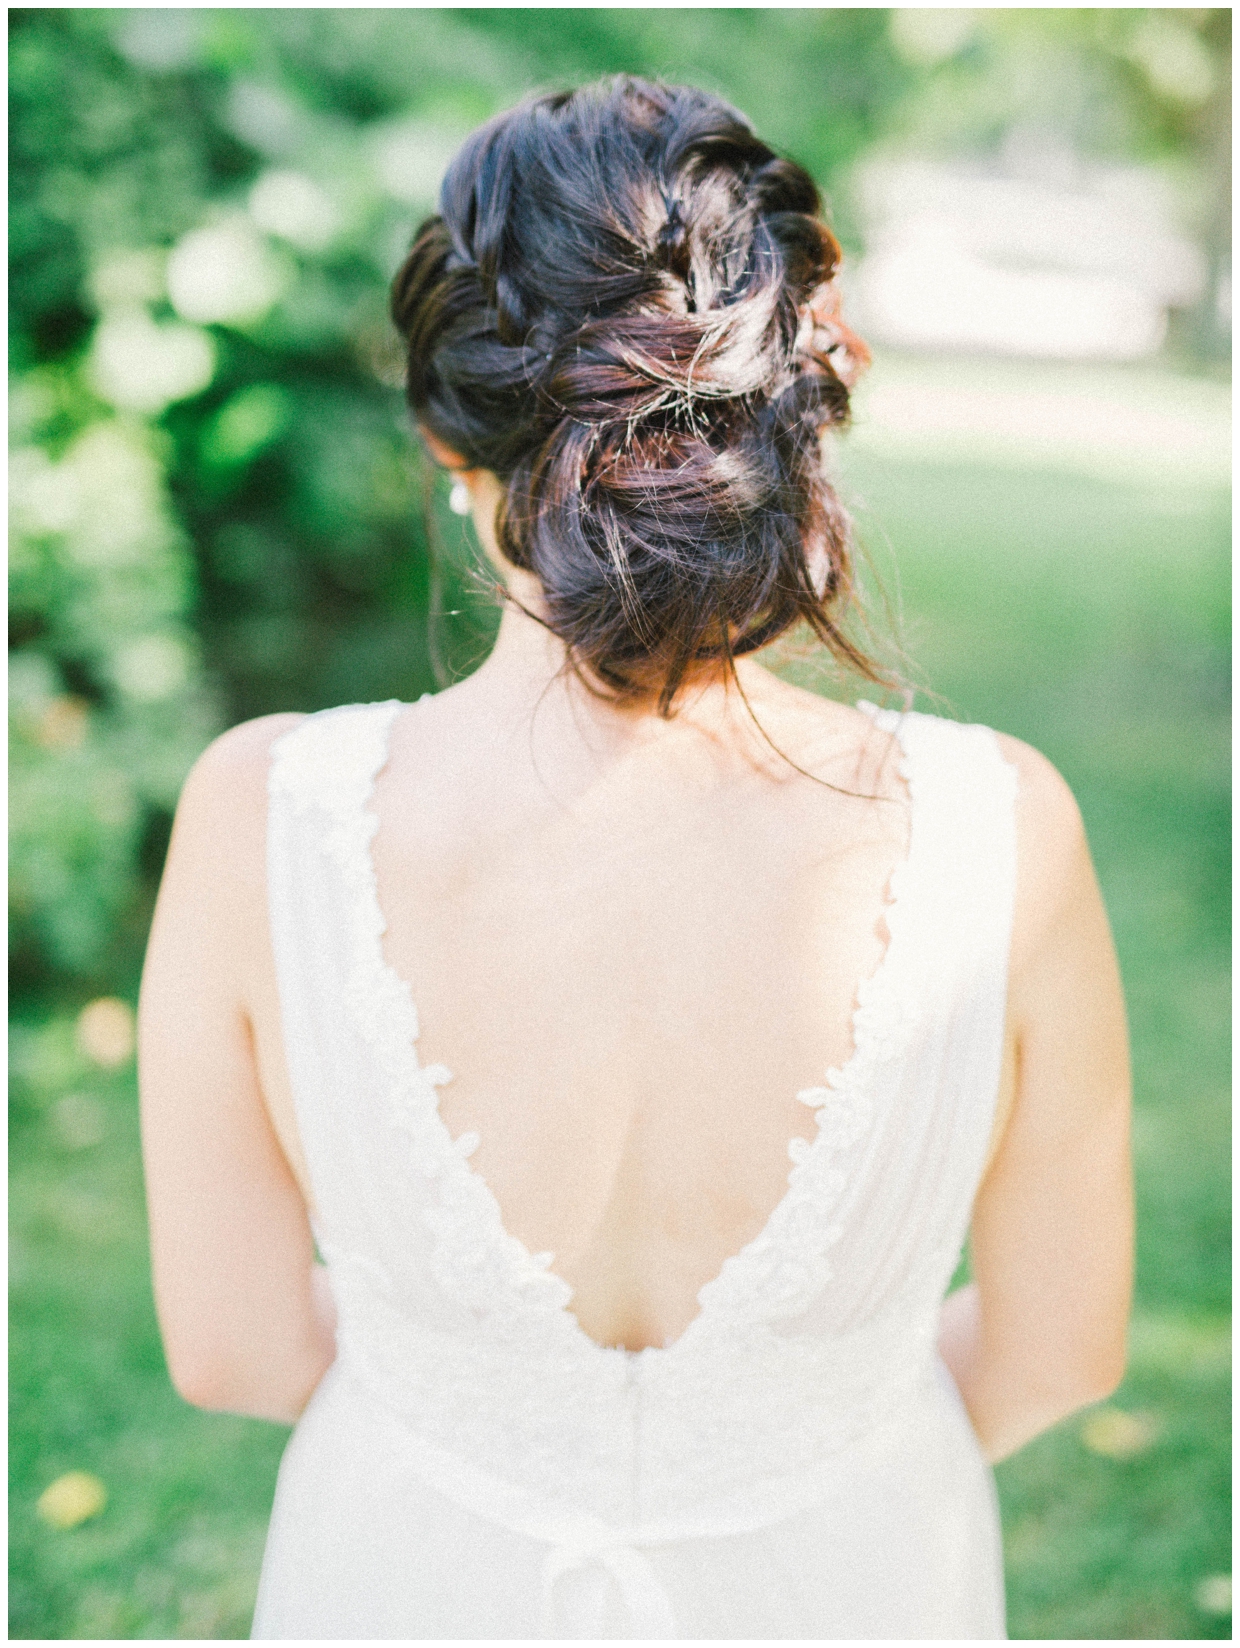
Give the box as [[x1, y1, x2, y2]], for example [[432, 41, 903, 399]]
[[10, 413, 1230, 1638]]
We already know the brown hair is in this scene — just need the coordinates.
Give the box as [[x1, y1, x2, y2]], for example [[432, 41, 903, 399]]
[[391, 75, 882, 713]]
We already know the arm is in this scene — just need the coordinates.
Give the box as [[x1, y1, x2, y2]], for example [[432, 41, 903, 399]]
[[938, 739, 1133, 1462], [138, 715, 336, 1424]]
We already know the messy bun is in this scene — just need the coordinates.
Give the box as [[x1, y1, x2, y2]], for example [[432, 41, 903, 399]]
[[391, 75, 879, 712]]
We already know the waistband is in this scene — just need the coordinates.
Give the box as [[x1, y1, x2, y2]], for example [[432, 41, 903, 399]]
[[333, 1349, 928, 1638]]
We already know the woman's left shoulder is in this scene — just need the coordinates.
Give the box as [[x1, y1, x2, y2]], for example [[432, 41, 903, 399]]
[[164, 713, 309, 906]]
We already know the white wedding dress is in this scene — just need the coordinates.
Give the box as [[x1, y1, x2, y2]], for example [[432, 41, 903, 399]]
[[251, 699, 1016, 1640]]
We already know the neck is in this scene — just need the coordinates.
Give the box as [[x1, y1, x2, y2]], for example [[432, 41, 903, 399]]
[[471, 567, 574, 707], [467, 579, 779, 766], [458, 481, 777, 757]]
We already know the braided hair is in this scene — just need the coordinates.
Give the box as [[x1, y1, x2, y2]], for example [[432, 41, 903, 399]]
[[391, 76, 879, 712]]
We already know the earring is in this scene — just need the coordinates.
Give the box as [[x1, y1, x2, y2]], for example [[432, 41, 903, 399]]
[[448, 478, 471, 516]]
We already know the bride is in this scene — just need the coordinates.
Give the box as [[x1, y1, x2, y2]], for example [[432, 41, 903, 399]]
[[139, 76, 1132, 1639]]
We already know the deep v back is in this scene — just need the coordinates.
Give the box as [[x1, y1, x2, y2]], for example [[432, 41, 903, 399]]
[[264, 695, 1016, 1543], [362, 692, 913, 1355]]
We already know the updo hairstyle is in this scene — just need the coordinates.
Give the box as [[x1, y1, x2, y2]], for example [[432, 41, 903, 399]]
[[391, 76, 880, 712]]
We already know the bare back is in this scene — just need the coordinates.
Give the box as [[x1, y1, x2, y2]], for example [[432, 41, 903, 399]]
[[250, 663, 939, 1351]]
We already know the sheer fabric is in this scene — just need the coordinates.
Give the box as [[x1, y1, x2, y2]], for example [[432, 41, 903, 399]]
[[252, 699, 1016, 1639]]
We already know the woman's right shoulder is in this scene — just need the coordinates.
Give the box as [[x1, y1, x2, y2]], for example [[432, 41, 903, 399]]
[[985, 733, 1103, 998]]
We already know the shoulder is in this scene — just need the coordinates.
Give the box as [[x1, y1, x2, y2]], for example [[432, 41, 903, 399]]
[[178, 712, 308, 829], [897, 716, 1098, 1006], [888, 713, 1089, 953], [150, 705, 400, 1007], [187, 711, 309, 779], [182, 699, 405, 817], [897, 710, 1084, 860], [165, 714, 308, 904], [991, 730, 1088, 887], [993, 731, 1082, 829], [988, 732, 1095, 981], [921, 715, 1087, 886]]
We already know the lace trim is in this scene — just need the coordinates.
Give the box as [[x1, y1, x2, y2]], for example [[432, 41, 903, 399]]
[[269, 698, 933, 1359], [270, 701, 581, 1350], [682, 701, 924, 1336]]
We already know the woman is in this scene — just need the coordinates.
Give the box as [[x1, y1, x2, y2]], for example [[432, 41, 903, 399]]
[[139, 77, 1132, 1639]]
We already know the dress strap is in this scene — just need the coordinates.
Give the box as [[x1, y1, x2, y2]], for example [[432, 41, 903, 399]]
[[267, 695, 580, 1339], [267, 696, 444, 1119], [857, 701, 1020, 1208], [857, 702, 1018, 947], [268, 699, 405, 822]]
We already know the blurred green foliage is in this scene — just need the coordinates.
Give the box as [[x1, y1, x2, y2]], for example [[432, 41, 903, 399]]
[[9, 8, 1230, 1640], [9, 5, 1230, 999]]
